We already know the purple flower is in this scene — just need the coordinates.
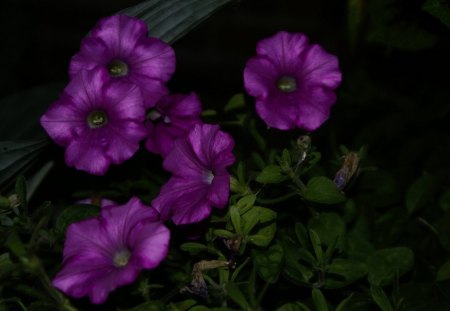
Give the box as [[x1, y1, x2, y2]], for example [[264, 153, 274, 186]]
[[52, 197, 170, 304], [40, 67, 147, 175], [69, 14, 176, 108], [152, 124, 235, 225], [244, 31, 342, 131], [145, 92, 202, 156]]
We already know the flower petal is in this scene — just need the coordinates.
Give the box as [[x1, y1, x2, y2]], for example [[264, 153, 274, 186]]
[[69, 37, 111, 78], [207, 173, 231, 208], [152, 176, 211, 224], [243, 57, 278, 99], [130, 37, 176, 82], [256, 31, 309, 72], [300, 44, 341, 89], [255, 92, 299, 130], [90, 15, 148, 57], [128, 222, 170, 269], [40, 102, 85, 146], [64, 132, 110, 175]]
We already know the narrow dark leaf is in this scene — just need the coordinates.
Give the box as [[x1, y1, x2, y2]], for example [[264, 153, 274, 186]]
[[0, 140, 48, 190], [122, 0, 232, 44]]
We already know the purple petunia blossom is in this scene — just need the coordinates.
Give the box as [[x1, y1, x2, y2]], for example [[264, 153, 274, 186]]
[[244, 31, 342, 131], [152, 124, 235, 225], [52, 197, 170, 304], [145, 92, 202, 156], [40, 67, 147, 175], [69, 14, 176, 108]]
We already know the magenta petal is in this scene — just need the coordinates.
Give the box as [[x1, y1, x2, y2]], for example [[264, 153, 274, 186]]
[[168, 93, 203, 117], [207, 173, 231, 208], [128, 74, 169, 108], [40, 103, 84, 146], [243, 57, 278, 99], [65, 67, 110, 109], [295, 88, 335, 131], [65, 133, 110, 175], [300, 44, 341, 89], [130, 37, 176, 82], [91, 15, 148, 56], [255, 92, 299, 130], [152, 176, 211, 224], [128, 222, 170, 269], [145, 92, 202, 156], [69, 37, 110, 78], [256, 31, 309, 71]]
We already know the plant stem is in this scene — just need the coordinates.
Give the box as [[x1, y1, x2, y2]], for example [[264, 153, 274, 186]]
[[256, 191, 299, 205]]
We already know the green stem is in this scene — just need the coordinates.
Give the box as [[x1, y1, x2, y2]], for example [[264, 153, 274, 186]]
[[256, 191, 298, 205], [256, 281, 270, 307], [28, 256, 78, 311], [287, 168, 306, 193]]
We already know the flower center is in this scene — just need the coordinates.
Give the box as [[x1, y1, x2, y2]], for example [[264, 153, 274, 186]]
[[113, 250, 131, 267], [204, 170, 214, 184], [277, 76, 297, 93], [87, 110, 108, 128], [108, 60, 129, 77], [147, 108, 171, 124]]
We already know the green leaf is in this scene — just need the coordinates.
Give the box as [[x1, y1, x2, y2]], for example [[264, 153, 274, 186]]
[[214, 229, 235, 239], [256, 165, 288, 184], [0, 140, 48, 190], [168, 299, 197, 311], [367, 1, 437, 50], [229, 205, 242, 234], [280, 149, 292, 171], [5, 232, 26, 258], [405, 174, 435, 215], [122, 0, 232, 44], [435, 212, 450, 251], [236, 194, 256, 214], [370, 285, 394, 311], [241, 206, 276, 236], [309, 230, 323, 263], [439, 189, 450, 212], [226, 283, 250, 311], [282, 237, 314, 284], [251, 152, 266, 170], [252, 243, 284, 283], [118, 301, 165, 311], [276, 302, 311, 311], [323, 259, 367, 289], [55, 204, 100, 235], [308, 213, 346, 252], [423, 0, 450, 28], [303, 177, 346, 204], [180, 242, 208, 255], [345, 232, 375, 261], [294, 223, 310, 249], [224, 93, 245, 112], [335, 293, 354, 311], [14, 175, 27, 213], [367, 247, 414, 286], [312, 288, 329, 311], [248, 223, 276, 247], [201, 109, 217, 117], [436, 260, 450, 281]]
